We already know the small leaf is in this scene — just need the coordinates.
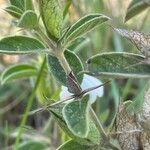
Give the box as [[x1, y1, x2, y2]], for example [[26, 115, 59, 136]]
[[18, 141, 47, 150], [63, 13, 110, 46], [5, 5, 23, 18], [125, 0, 150, 22], [57, 140, 94, 150], [62, 96, 90, 138], [1, 64, 37, 85], [49, 101, 100, 146], [47, 49, 83, 86], [18, 10, 38, 29], [87, 52, 150, 78], [25, 0, 33, 10], [0, 36, 45, 54], [39, 0, 63, 40], [9, 0, 25, 11]]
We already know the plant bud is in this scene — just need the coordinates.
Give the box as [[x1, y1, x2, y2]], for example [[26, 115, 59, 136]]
[[39, 0, 63, 41]]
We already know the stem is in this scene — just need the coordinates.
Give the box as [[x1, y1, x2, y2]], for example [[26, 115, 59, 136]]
[[89, 107, 107, 139], [56, 51, 72, 75], [14, 57, 46, 150]]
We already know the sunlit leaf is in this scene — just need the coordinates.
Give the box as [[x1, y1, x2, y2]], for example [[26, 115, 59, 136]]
[[39, 0, 63, 40], [63, 13, 110, 46], [24, 0, 33, 10], [87, 52, 150, 78]]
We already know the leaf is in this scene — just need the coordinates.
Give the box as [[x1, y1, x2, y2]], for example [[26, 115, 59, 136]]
[[62, 96, 90, 138], [0, 36, 45, 54], [67, 37, 90, 52], [9, 0, 25, 11], [47, 49, 83, 86], [49, 101, 100, 146], [125, 0, 150, 22], [18, 10, 38, 29], [57, 140, 94, 150], [87, 52, 150, 78], [5, 5, 23, 18], [18, 141, 47, 150], [39, 0, 63, 40], [63, 13, 110, 46], [1, 64, 37, 85], [25, 0, 33, 10]]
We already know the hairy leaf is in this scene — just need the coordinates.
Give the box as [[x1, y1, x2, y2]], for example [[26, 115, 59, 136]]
[[18, 141, 47, 150], [9, 0, 25, 11], [62, 96, 90, 138], [57, 140, 94, 150], [49, 101, 100, 146], [87, 52, 150, 78], [39, 0, 63, 40], [0, 36, 45, 54], [125, 0, 150, 22], [47, 50, 83, 86], [5, 5, 23, 18], [1, 64, 37, 85], [18, 10, 38, 29], [24, 0, 33, 10], [63, 13, 110, 46]]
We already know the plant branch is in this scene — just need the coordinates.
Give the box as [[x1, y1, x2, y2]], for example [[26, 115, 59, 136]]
[[89, 107, 107, 140], [14, 57, 46, 150]]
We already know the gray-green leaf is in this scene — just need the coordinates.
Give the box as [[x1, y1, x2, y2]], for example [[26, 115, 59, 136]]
[[18, 10, 38, 29], [125, 0, 150, 22], [9, 0, 25, 11], [47, 49, 83, 86], [57, 140, 94, 150], [1, 64, 37, 85], [49, 101, 100, 146], [18, 141, 47, 150], [5, 5, 23, 18], [0, 36, 45, 54], [63, 13, 110, 46], [87, 52, 150, 78], [62, 96, 90, 138]]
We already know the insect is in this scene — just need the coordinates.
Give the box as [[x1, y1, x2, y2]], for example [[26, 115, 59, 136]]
[[114, 28, 150, 65]]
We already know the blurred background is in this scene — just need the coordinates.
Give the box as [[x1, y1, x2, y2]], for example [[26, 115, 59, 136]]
[[0, 0, 150, 149]]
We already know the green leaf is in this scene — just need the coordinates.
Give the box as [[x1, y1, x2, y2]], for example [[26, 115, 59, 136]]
[[57, 140, 94, 150], [18, 10, 38, 29], [9, 0, 25, 11], [62, 96, 90, 138], [39, 0, 63, 40], [5, 5, 23, 18], [25, 0, 33, 10], [67, 37, 90, 52], [0, 36, 45, 54], [18, 141, 47, 150], [125, 0, 150, 22], [49, 101, 100, 146], [87, 52, 150, 78], [63, 13, 110, 46], [1, 64, 37, 85], [47, 49, 83, 86]]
